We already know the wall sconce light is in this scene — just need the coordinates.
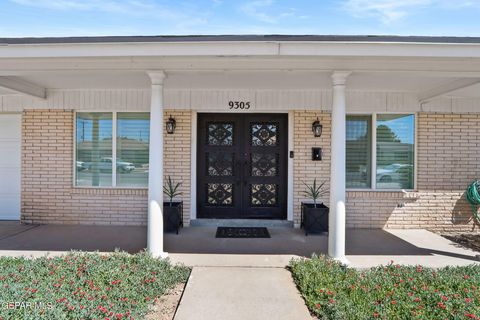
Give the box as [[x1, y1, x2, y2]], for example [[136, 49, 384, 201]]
[[312, 117, 322, 137], [166, 115, 176, 134]]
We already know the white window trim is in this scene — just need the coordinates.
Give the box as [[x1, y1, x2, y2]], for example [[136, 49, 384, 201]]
[[346, 112, 417, 192], [73, 111, 149, 189]]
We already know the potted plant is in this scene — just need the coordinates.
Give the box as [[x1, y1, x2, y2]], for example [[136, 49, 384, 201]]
[[301, 178, 329, 235], [163, 176, 183, 234]]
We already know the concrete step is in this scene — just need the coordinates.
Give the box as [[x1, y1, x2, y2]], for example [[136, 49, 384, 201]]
[[189, 219, 294, 228]]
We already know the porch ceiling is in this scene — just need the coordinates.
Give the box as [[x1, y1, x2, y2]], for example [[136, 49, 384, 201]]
[[0, 87, 13, 95], [0, 70, 477, 99], [447, 82, 480, 97]]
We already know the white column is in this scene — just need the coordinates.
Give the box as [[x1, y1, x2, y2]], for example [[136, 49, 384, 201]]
[[328, 71, 351, 265], [147, 71, 168, 258]]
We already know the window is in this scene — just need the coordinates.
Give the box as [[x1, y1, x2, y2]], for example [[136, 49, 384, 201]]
[[116, 113, 150, 187], [346, 116, 371, 188], [376, 114, 415, 190], [75, 112, 150, 188], [346, 114, 415, 190], [76, 113, 113, 187]]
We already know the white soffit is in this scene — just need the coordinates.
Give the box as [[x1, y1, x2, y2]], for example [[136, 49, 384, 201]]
[[0, 76, 45, 99], [3, 70, 464, 94], [348, 73, 453, 93], [17, 71, 150, 90], [445, 82, 480, 97], [8, 70, 333, 90], [0, 87, 14, 95]]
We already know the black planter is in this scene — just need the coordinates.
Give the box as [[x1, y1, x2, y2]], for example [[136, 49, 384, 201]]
[[163, 201, 183, 234], [301, 202, 329, 235]]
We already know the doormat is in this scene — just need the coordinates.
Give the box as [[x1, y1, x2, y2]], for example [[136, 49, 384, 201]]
[[215, 227, 271, 238]]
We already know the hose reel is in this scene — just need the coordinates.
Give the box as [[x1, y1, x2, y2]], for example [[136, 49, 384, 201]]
[[466, 181, 480, 224]]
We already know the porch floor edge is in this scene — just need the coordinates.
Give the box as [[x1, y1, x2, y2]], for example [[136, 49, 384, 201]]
[[189, 219, 294, 228]]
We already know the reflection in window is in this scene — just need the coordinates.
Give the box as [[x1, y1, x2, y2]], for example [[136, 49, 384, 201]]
[[346, 116, 371, 188], [75, 113, 113, 187], [376, 114, 415, 189], [116, 113, 150, 187]]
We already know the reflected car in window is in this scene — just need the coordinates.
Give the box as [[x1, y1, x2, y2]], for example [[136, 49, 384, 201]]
[[76, 161, 87, 172], [84, 157, 135, 173], [376, 163, 413, 183]]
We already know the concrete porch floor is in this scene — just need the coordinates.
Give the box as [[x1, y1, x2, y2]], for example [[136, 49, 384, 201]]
[[0, 221, 478, 268]]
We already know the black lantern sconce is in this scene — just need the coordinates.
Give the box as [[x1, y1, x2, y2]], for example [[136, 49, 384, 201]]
[[312, 117, 322, 137], [166, 115, 176, 134]]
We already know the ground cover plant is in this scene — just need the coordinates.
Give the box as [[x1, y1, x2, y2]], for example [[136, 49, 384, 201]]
[[0, 251, 190, 320], [290, 255, 480, 319]]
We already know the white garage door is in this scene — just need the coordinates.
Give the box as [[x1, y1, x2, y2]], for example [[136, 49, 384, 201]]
[[0, 114, 21, 220]]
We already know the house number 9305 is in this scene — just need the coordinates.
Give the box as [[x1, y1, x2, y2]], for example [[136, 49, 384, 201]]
[[228, 101, 251, 110]]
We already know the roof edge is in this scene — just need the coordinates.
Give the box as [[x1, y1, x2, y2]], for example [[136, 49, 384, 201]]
[[1, 34, 480, 45]]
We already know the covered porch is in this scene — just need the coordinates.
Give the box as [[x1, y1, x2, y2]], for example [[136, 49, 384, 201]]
[[0, 221, 478, 268], [1, 36, 480, 264]]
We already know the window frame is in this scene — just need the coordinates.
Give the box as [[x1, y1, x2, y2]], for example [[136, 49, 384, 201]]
[[73, 111, 149, 189], [346, 112, 417, 192]]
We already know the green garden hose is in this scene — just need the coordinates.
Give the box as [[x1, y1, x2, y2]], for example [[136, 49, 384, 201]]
[[466, 181, 480, 224]]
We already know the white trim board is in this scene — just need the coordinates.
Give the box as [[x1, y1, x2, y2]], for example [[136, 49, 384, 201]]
[[287, 111, 294, 222], [0, 113, 21, 220], [2, 41, 480, 59], [189, 111, 197, 221]]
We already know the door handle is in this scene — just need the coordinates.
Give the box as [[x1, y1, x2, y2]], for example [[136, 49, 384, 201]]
[[244, 160, 250, 186]]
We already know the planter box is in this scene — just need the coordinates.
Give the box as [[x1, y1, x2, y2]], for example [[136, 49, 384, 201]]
[[163, 201, 183, 234], [301, 202, 329, 235]]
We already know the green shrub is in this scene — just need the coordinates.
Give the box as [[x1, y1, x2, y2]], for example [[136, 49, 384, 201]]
[[0, 251, 190, 320], [290, 255, 480, 320]]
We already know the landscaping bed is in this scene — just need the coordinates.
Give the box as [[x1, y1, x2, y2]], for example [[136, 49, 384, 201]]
[[0, 251, 190, 320], [442, 233, 480, 254], [290, 255, 480, 320]]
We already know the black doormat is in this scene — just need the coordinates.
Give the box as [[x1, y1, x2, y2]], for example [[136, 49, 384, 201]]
[[215, 227, 271, 238]]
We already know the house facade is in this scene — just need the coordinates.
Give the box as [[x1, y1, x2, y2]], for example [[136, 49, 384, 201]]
[[0, 35, 479, 261]]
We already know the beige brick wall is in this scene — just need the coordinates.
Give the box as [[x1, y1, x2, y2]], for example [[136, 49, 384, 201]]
[[21, 109, 479, 231], [293, 111, 331, 227], [163, 111, 192, 226], [348, 113, 480, 232], [417, 113, 480, 190], [21, 109, 191, 226], [293, 112, 480, 232]]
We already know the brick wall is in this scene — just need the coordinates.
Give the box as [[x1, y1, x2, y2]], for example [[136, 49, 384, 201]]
[[22, 109, 480, 231], [293, 112, 480, 232], [346, 113, 480, 232], [411, 113, 479, 232], [417, 113, 480, 190], [163, 111, 192, 226], [293, 111, 331, 227], [21, 109, 191, 226]]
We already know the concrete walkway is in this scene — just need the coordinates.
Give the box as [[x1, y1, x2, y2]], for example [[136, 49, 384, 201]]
[[174, 267, 312, 320]]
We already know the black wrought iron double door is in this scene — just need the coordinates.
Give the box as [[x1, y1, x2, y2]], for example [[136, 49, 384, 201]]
[[197, 113, 288, 219]]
